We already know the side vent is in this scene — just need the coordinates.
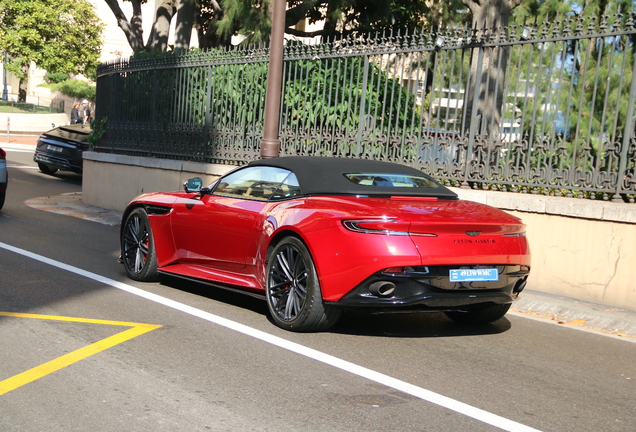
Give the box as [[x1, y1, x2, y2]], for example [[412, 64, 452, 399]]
[[145, 205, 171, 215]]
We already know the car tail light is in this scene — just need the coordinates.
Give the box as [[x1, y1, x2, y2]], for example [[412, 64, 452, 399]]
[[0, 148, 5, 159], [342, 218, 436, 236]]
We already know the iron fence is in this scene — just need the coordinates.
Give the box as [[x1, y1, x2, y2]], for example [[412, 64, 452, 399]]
[[0, 98, 65, 113], [96, 13, 636, 202]]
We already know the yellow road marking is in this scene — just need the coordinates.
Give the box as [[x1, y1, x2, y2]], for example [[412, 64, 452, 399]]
[[0, 312, 161, 396]]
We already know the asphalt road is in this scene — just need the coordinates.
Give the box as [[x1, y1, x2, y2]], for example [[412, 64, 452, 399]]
[[1, 147, 635, 432]]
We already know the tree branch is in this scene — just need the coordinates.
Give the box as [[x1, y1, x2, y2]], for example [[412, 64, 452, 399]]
[[461, 0, 480, 15], [103, 0, 144, 51], [283, 26, 327, 38], [284, 1, 327, 28], [130, 0, 144, 45]]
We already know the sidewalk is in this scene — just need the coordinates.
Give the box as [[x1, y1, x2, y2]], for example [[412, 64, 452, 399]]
[[511, 291, 636, 340], [2, 135, 39, 147]]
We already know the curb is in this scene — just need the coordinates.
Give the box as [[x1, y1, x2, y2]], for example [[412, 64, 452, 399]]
[[512, 291, 636, 340]]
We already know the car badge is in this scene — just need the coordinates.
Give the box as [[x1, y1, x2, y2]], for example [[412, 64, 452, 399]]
[[466, 231, 481, 237]]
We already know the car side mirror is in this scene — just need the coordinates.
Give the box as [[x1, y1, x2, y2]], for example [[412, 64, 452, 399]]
[[184, 177, 203, 193]]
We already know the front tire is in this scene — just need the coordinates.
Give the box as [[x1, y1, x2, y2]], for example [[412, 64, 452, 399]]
[[444, 303, 511, 324], [121, 208, 159, 281], [266, 237, 341, 332], [38, 163, 58, 175]]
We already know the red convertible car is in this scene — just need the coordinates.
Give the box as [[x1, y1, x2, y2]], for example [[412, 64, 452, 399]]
[[120, 157, 530, 332]]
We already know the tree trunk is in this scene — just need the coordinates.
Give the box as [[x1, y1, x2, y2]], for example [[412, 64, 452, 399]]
[[18, 64, 29, 103], [130, 0, 145, 47], [174, 0, 196, 52], [147, 0, 178, 52], [461, 0, 521, 138], [321, 1, 341, 42], [194, 0, 226, 49]]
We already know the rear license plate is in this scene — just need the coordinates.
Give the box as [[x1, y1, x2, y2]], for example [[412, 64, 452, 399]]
[[449, 268, 499, 282], [47, 145, 63, 152]]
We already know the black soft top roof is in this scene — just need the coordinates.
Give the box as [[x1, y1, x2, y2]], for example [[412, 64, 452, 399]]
[[247, 156, 457, 198]]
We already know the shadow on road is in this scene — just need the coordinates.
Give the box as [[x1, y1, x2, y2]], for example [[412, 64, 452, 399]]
[[332, 310, 511, 338], [38, 171, 82, 186], [159, 274, 511, 338], [159, 274, 269, 316]]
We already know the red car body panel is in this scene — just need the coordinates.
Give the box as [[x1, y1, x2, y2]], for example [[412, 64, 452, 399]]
[[128, 191, 529, 303]]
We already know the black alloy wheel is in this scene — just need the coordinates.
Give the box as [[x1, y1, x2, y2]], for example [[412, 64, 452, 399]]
[[121, 207, 159, 281], [266, 237, 341, 332]]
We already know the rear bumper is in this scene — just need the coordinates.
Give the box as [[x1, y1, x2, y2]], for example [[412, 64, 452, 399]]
[[329, 265, 529, 311], [34, 151, 83, 174]]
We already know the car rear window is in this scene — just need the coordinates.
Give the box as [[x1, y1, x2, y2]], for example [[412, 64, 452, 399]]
[[343, 173, 442, 189]]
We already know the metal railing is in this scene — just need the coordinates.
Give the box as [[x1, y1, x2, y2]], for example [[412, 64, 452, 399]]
[[96, 13, 636, 202], [0, 98, 64, 113]]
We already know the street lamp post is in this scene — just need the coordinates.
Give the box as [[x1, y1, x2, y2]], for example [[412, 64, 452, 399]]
[[2, 51, 8, 102], [259, 0, 286, 159]]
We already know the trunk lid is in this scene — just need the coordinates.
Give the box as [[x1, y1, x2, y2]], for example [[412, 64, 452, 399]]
[[353, 196, 528, 265]]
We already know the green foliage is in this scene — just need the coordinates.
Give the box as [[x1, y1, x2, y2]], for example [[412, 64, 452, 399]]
[[48, 79, 96, 102], [45, 72, 70, 84], [87, 116, 107, 149], [0, 0, 103, 94], [217, 0, 273, 45], [217, 0, 466, 45], [104, 49, 418, 137], [281, 57, 418, 130]]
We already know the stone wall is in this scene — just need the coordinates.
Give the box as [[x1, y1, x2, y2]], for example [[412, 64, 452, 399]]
[[0, 113, 69, 134]]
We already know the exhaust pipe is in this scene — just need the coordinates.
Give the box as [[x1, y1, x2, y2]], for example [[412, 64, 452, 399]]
[[369, 281, 396, 297], [513, 279, 527, 293]]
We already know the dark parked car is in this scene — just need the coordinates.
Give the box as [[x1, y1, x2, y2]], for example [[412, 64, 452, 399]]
[[33, 124, 91, 175], [120, 156, 531, 332], [0, 147, 7, 210]]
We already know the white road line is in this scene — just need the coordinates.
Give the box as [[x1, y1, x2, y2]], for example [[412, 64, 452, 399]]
[[7, 166, 39, 169], [0, 241, 542, 432]]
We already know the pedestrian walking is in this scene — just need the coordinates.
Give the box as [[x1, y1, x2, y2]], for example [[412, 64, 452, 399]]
[[70, 102, 81, 124], [80, 99, 92, 124]]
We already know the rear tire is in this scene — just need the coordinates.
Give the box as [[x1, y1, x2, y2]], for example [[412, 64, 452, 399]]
[[38, 163, 58, 175], [121, 208, 159, 282], [0, 189, 5, 210], [266, 237, 341, 332], [444, 303, 511, 324]]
